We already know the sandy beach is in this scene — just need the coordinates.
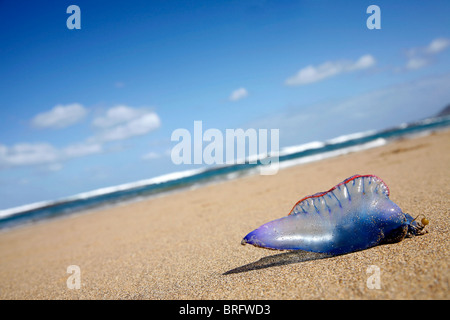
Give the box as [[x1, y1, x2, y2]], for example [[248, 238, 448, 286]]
[[0, 130, 448, 300]]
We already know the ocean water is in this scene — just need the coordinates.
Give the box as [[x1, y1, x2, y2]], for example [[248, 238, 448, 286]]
[[1, 115, 449, 230]]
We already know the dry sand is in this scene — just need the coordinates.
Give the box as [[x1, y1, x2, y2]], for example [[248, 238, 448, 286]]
[[0, 130, 449, 300]]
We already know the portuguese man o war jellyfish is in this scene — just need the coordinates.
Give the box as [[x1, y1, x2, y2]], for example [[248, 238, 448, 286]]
[[241, 175, 428, 255]]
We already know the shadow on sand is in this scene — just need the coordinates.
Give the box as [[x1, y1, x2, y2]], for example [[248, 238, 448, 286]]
[[223, 250, 333, 275]]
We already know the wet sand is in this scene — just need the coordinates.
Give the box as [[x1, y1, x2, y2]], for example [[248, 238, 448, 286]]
[[0, 130, 449, 299]]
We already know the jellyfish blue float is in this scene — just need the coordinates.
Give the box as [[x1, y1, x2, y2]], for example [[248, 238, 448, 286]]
[[241, 175, 428, 255]]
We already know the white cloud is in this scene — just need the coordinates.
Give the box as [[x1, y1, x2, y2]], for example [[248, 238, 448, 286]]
[[229, 87, 249, 101], [285, 54, 376, 86], [250, 73, 450, 146], [404, 37, 450, 71], [141, 151, 160, 160], [352, 54, 376, 70], [31, 103, 87, 129], [0, 141, 103, 169], [62, 142, 103, 158], [406, 57, 429, 70], [1, 105, 162, 170], [425, 38, 450, 54], [47, 163, 63, 172], [93, 105, 141, 128], [0, 143, 59, 167], [114, 81, 125, 88], [92, 106, 161, 142]]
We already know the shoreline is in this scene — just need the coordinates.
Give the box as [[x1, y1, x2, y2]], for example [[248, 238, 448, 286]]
[[3, 114, 450, 225], [0, 129, 448, 299], [1, 125, 447, 233]]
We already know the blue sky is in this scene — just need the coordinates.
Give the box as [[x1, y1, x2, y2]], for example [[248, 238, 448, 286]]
[[0, 0, 449, 209]]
